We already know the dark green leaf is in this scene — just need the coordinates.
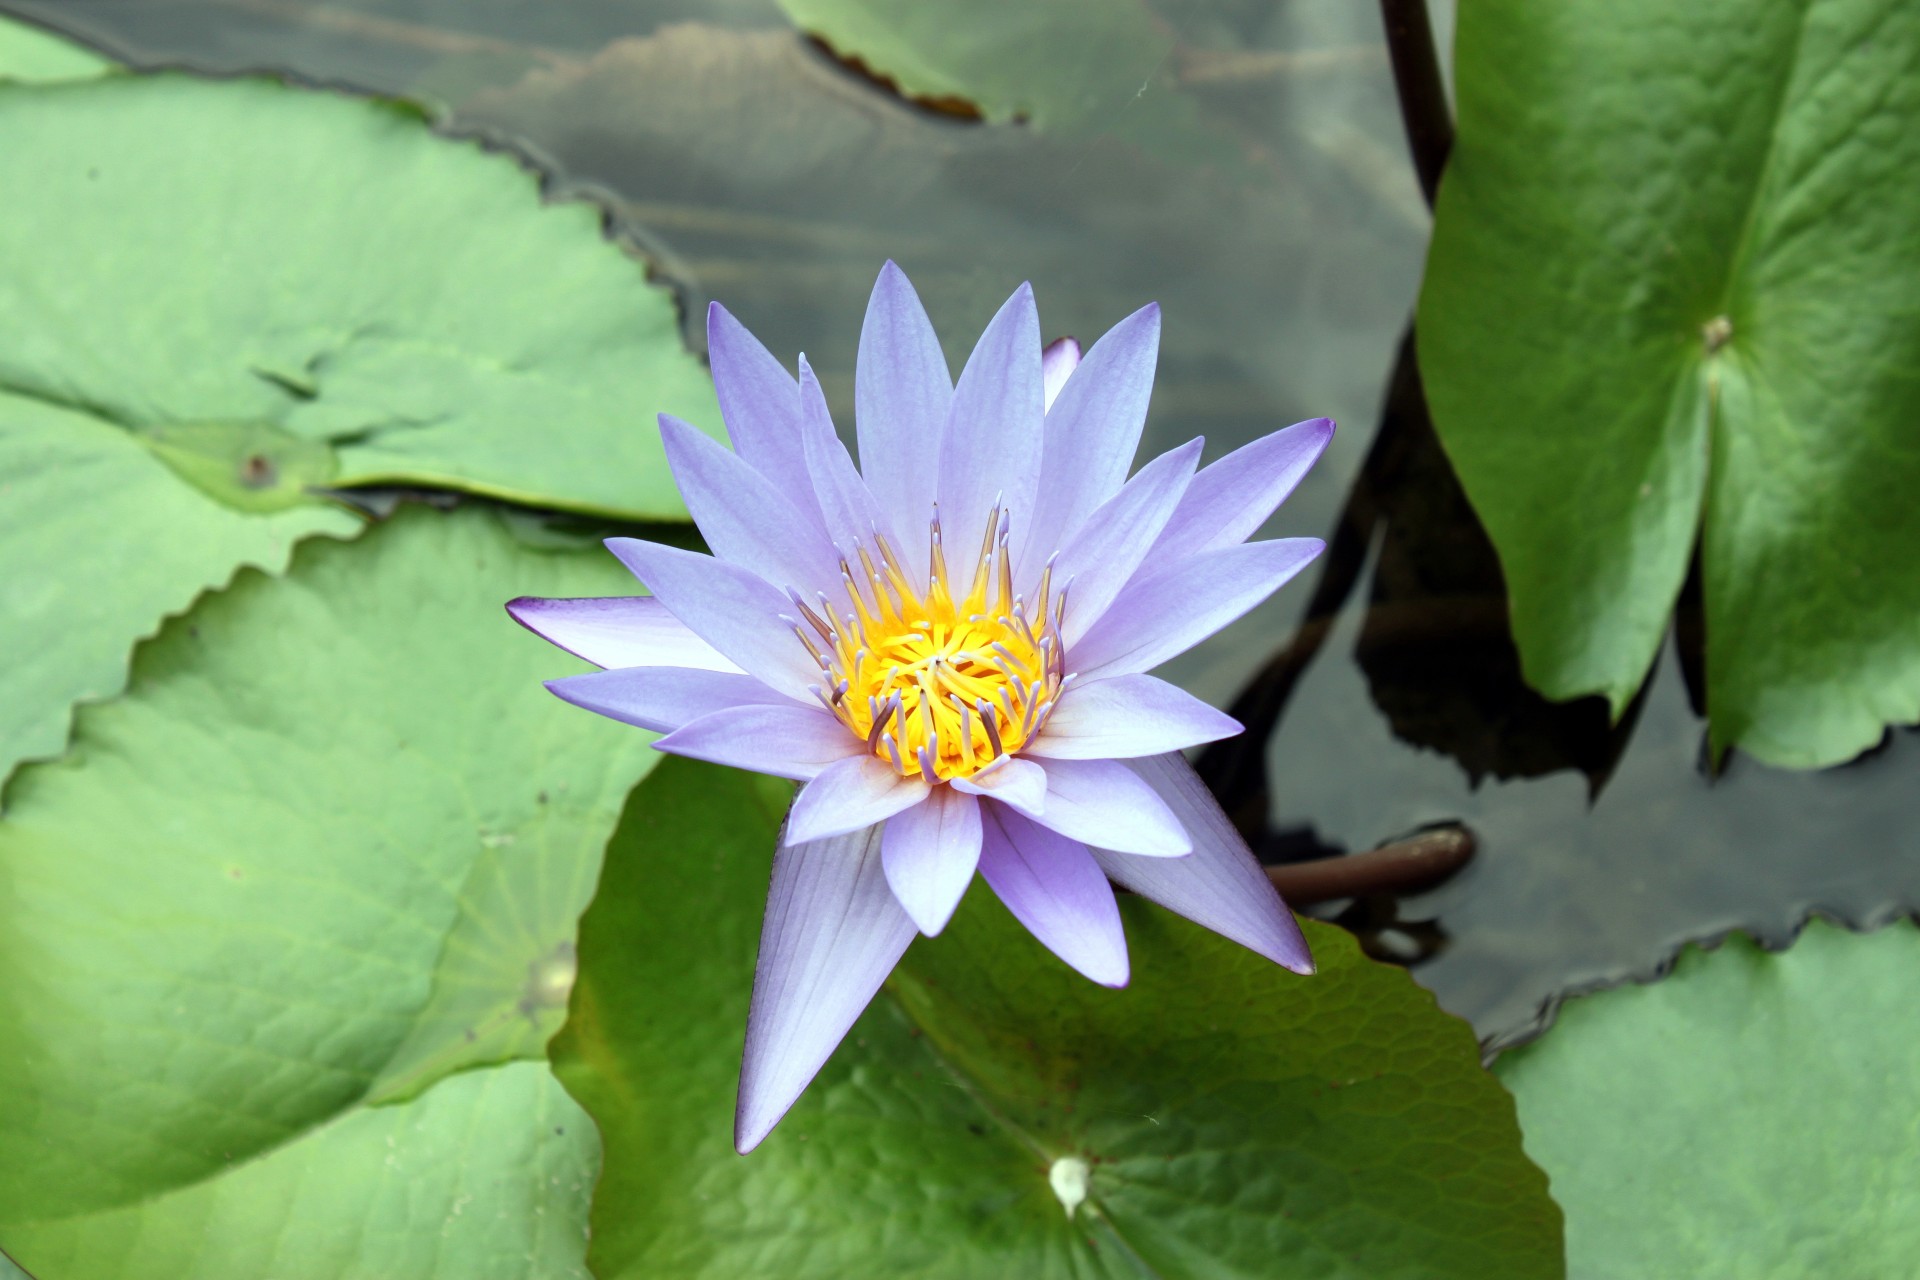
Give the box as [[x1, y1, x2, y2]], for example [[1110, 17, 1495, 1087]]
[[1418, 0, 1920, 765], [1498, 919, 1920, 1277], [555, 757, 1563, 1279]]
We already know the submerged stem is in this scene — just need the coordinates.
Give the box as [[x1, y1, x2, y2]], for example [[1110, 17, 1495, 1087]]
[[1379, 0, 1453, 208]]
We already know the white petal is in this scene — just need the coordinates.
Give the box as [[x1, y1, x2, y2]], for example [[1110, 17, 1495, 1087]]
[[786, 755, 931, 844], [1020, 757, 1190, 857], [603, 538, 819, 701], [979, 805, 1129, 987], [1023, 673, 1241, 759], [881, 788, 983, 935], [544, 665, 794, 733], [949, 756, 1047, 818], [1090, 754, 1312, 973], [1052, 438, 1200, 644], [506, 596, 740, 672], [653, 703, 864, 781], [735, 822, 917, 1153]]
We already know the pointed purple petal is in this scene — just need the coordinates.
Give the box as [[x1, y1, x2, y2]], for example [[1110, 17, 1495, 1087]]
[[653, 704, 863, 781], [948, 756, 1047, 818], [545, 666, 794, 733], [736, 822, 917, 1153], [786, 755, 930, 844], [978, 805, 1129, 987], [659, 415, 837, 593], [1053, 438, 1201, 643], [1092, 755, 1312, 973], [800, 355, 898, 556], [1069, 538, 1325, 679], [506, 596, 741, 673], [881, 788, 982, 935], [938, 282, 1043, 574], [1041, 336, 1081, 411], [1018, 304, 1160, 577], [1153, 418, 1335, 561], [708, 301, 808, 484], [603, 538, 817, 700], [1023, 673, 1241, 759], [1020, 757, 1189, 856], [855, 262, 951, 570]]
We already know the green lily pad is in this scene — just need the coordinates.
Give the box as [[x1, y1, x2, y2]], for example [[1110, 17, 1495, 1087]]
[[0, 14, 112, 84], [0, 506, 654, 1260], [0, 1061, 598, 1280], [774, 0, 1234, 161], [1497, 919, 1920, 1278], [0, 395, 362, 792], [1417, 0, 1920, 766], [0, 70, 718, 783], [555, 757, 1563, 1279]]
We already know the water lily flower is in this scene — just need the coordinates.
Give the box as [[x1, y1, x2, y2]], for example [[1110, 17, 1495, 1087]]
[[510, 263, 1331, 1152]]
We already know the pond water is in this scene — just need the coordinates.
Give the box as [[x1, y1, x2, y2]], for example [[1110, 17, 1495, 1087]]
[[15, 0, 1914, 1049]]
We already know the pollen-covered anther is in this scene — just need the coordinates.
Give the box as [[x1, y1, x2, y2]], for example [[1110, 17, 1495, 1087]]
[[795, 506, 1065, 780]]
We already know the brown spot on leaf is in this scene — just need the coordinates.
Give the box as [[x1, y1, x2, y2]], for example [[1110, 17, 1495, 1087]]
[[239, 454, 277, 489]]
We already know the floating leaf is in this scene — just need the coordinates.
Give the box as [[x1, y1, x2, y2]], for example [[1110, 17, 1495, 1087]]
[[0, 507, 653, 1260], [0, 395, 361, 789], [0, 13, 112, 84], [1418, 0, 1920, 766], [773, 0, 1236, 161], [555, 757, 1562, 1279], [0, 71, 718, 781], [1498, 919, 1920, 1277], [0, 1062, 598, 1280]]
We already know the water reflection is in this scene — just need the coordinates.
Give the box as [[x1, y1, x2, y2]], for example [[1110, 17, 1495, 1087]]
[[1271, 556, 1919, 1047]]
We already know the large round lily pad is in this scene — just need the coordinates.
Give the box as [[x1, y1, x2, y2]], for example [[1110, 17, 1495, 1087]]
[[0, 70, 717, 783], [555, 757, 1563, 1279]]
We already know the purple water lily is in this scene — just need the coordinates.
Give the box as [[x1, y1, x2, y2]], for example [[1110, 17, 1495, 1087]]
[[510, 263, 1331, 1153]]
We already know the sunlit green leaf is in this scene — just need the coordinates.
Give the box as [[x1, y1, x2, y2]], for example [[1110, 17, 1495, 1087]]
[[0, 71, 717, 782], [1498, 919, 1920, 1278], [1418, 0, 1920, 766], [0, 394, 361, 791], [0, 13, 112, 84], [0, 1062, 598, 1280], [0, 506, 653, 1271], [555, 757, 1563, 1279]]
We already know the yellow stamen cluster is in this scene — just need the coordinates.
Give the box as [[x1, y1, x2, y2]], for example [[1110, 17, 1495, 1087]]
[[787, 507, 1069, 782]]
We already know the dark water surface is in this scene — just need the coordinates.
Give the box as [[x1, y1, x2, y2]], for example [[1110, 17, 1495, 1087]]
[[12, 0, 1914, 1047]]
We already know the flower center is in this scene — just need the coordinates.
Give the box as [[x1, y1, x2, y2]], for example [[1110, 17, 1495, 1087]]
[[788, 507, 1067, 781]]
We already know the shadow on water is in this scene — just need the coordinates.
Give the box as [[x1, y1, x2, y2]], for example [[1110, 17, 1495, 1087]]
[[9, 0, 1916, 1050], [1234, 336, 1920, 1045]]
